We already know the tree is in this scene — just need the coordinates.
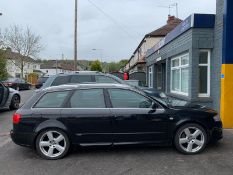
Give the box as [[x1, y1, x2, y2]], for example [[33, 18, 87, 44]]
[[90, 60, 102, 72], [2, 25, 43, 78], [0, 51, 8, 80], [108, 59, 128, 73]]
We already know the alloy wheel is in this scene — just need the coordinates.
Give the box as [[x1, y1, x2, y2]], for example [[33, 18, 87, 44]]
[[178, 127, 205, 153], [39, 131, 67, 158]]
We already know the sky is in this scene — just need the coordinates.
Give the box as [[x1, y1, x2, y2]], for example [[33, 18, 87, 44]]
[[0, 0, 216, 62]]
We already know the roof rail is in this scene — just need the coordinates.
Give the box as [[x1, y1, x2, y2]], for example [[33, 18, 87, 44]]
[[74, 71, 101, 74]]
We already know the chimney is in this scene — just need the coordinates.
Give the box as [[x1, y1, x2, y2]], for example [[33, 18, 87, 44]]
[[167, 15, 175, 24]]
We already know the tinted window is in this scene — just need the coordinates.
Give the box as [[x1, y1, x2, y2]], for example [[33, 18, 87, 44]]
[[95, 75, 119, 83], [37, 77, 49, 84], [34, 91, 69, 108], [70, 75, 93, 83], [51, 76, 70, 86], [108, 89, 152, 108], [70, 89, 105, 108]]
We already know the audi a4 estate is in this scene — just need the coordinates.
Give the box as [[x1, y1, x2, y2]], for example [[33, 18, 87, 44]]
[[11, 84, 222, 160]]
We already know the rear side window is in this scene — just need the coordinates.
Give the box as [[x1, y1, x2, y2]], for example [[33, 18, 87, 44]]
[[70, 89, 105, 108], [34, 91, 69, 108], [51, 76, 70, 86], [95, 75, 119, 83], [70, 75, 93, 83]]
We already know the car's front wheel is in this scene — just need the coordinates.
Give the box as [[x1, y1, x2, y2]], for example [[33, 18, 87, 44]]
[[174, 123, 208, 154], [36, 129, 70, 160]]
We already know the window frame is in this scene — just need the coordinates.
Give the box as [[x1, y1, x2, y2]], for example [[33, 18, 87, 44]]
[[170, 53, 189, 96], [198, 50, 211, 97], [148, 66, 153, 88]]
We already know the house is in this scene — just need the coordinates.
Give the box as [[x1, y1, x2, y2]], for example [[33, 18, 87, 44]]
[[124, 16, 182, 74], [146, 13, 220, 111], [40, 60, 78, 76], [4, 48, 41, 78]]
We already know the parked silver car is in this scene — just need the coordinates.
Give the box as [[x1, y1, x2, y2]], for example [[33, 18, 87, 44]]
[[0, 82, 20, 110]]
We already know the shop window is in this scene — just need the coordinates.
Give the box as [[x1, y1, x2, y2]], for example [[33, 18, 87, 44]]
[[198, 50, 210, 97], [171, 53, 189, 96], [157, 64, 162, 90]]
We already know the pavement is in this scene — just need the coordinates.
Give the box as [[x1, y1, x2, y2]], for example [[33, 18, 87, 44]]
[[0, 90, 233, 175]]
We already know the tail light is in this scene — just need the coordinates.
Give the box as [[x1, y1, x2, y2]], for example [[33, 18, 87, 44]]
[[123, 72, 129, 80], [13, 113, 21, 124]]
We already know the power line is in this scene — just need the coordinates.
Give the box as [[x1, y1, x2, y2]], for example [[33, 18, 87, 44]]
[[87, 0, 137, 40]]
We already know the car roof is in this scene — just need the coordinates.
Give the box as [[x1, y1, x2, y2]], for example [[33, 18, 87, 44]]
[[51, 71, 103, 77], [41, 83, 132, 92]]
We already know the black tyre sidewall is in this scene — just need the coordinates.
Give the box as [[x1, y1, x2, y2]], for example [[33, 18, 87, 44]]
[[174, 123, 208, 155], [36, 129, 70, 160], [9, 95, 20, 110]]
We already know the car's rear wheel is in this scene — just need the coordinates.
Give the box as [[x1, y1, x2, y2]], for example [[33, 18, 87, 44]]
[[174, 123, 208, 154], [9, 95, 20, 110], [36, 129, 70, 160]]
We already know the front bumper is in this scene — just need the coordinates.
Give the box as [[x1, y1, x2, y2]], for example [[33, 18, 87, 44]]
[[10, 130, 36, 147], [210, 121, 223, 142]]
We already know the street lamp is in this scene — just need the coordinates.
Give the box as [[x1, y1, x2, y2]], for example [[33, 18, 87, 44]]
[[92, 48, 103, 61], [92, 48, 106, 72]]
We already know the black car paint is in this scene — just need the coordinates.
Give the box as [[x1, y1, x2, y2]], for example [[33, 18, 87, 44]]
[[3, 78, 31, 90], [11, 84, 222, 148]]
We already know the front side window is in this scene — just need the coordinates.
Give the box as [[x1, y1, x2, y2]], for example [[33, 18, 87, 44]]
[[108, 89, 152, 108], [171, 53, 189, 95], [70, 75, 93, 83], [95, 75, 119, 83], [70, 89, 105, 108], [34, 91, 69, 108], [198, 50, 210, 97]]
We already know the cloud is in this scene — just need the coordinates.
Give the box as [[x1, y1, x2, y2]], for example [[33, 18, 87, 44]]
[[0, 0, 216, 62]]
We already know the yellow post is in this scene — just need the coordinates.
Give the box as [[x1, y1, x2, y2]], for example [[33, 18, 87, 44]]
[[221, 64, 233, 128]]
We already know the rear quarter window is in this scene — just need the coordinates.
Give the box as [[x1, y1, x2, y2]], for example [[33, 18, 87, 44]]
[[34, 91, 69, 108]]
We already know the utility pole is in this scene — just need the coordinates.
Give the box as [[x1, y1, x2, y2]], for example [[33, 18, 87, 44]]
[[74, 0, 78, 71]]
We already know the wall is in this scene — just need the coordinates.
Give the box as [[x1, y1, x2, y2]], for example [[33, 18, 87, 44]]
[[212, 0, 224, 111], [147, 28, 215, 108]]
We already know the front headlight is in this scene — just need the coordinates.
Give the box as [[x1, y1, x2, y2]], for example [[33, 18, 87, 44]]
[[213, 115, 221, 122]]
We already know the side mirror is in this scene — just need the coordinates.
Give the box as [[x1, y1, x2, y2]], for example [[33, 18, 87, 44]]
[[152, 102, 159, 109]]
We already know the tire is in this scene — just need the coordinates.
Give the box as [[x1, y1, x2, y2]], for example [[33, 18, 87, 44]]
[[9, 95, 20, 110], [36, 129, 70, 160], [174, 123, 208, 155]]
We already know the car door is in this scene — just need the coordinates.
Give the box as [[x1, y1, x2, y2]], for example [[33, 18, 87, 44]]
[[60, 88, 113, 145], [0, 83, 10, 108], [107, 88, 171, 145]]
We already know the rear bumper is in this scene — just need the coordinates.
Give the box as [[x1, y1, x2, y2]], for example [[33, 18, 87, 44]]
[[10, 130, 36, 147]]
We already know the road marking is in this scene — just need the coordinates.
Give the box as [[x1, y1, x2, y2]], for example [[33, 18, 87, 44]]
[[0, 137, 11, 148]]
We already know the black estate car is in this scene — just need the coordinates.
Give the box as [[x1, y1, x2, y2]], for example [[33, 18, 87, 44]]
[[3, 78, 31, 91], [11, 84, 222, 160]]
